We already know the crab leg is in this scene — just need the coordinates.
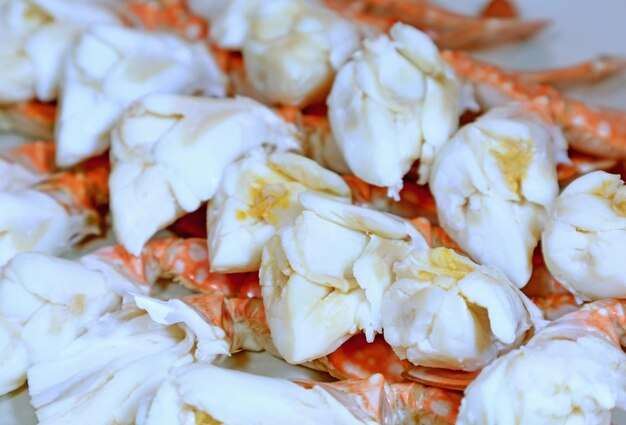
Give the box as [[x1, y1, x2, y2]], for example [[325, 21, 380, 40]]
[[512, 55, 626, 87], [90, 237, 260, 298], [480, 0, 518, 18], [444, 50, 626, 159], [325, 0, 547, 50]]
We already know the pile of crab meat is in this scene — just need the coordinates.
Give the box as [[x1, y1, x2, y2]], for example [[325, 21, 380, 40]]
[[1, 0, 626, 424]]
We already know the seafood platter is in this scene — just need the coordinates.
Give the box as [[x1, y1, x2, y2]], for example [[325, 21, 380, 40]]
[[0, 0, 625, 423]]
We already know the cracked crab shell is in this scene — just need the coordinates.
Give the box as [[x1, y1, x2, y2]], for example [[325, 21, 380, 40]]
[[260, 192, 427, 364], [429, 104, 568, 287], [382, 248, 544, 371], [55, 25, 226, 167], [328, 23, 459, 192], [242, 0, 360, 107], [110, 94, 301, 255], [542, 171, 626, 300], [207, 150, 351, 272]]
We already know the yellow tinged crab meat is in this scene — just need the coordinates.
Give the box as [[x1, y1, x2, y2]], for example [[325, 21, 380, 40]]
[[208, 150, 350, 273], [382, 248, 544, 371], [543, 171, 626, 300], [260, 192, 427, 364], [328, 23, 460, 193], [110, 94, 301, 255], [429, 104, 568, 287], [55, 25, 226, 167]]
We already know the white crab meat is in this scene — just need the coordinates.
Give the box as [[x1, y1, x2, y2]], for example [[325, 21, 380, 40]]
[[458, 320, 626, 424], [382, 248, 543, 371], [55, 25, 226, 167], [328, 23, 459, 192], [110, 94, 301, 255], [206, 0, 262, 50], [242, 0, 360, 107], [28, 295, 229, 425], [0, 189, 94, 266], [260, 192, 427, 364], [136, 363, 372, 425], [0, 0, 120, 104], [208, 150, 351, 272], [0, 253, 143, 395], [542, 171, 626, 300], [429, 104, 568, 287]]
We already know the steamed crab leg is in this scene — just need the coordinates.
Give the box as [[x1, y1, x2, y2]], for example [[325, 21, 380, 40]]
[[444, 49, 626, 159], [0, 141, 57, 191], [324, 0, 546, 50], [480, 0, 518, 18], [89, 237, 260, 298]]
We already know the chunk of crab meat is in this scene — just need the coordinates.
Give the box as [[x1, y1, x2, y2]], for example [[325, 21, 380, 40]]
[[55, 25, 226, 167], [0, 0, 120, 104], [28, 295, 229, 425], [327, 23, 459, 191], [205, 0, 263, 50], [260, 192, 427, 364], [429, 104, 568, 287], [542, 171, 626, 300], [242, 0, 360, 107], [382, 248, 544, 371], [0, 189, 89, 266], [136, 363, 373, 425], [457, 301, 626, 425], [0, 252, 144, 395], [208, 150, 351, 272], [110, 94, 300, 255]]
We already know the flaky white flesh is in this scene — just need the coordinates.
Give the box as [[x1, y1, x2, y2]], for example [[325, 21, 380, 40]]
[[328, 23, 459, 193], [242, 0, 360, 107], [206, 0, 262, 50], [430, 104, 568, 287], [383, 248, 544, 371], [260, 192, 427, 364], [28, 296, 229, 425], [543, 171, 626, 300], [458, 315, 626, 425], [0, 189, 92, 266], [110, 94, 300, 255], [0, 253, 143, 395], [0, 0, 120, 104], [55, 25, 226, 167], [208, 150, 351, 272], [136, 363, 371, 425]]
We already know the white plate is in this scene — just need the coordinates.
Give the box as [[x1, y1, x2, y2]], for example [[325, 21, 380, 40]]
[[2, 1, 626, 423]]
